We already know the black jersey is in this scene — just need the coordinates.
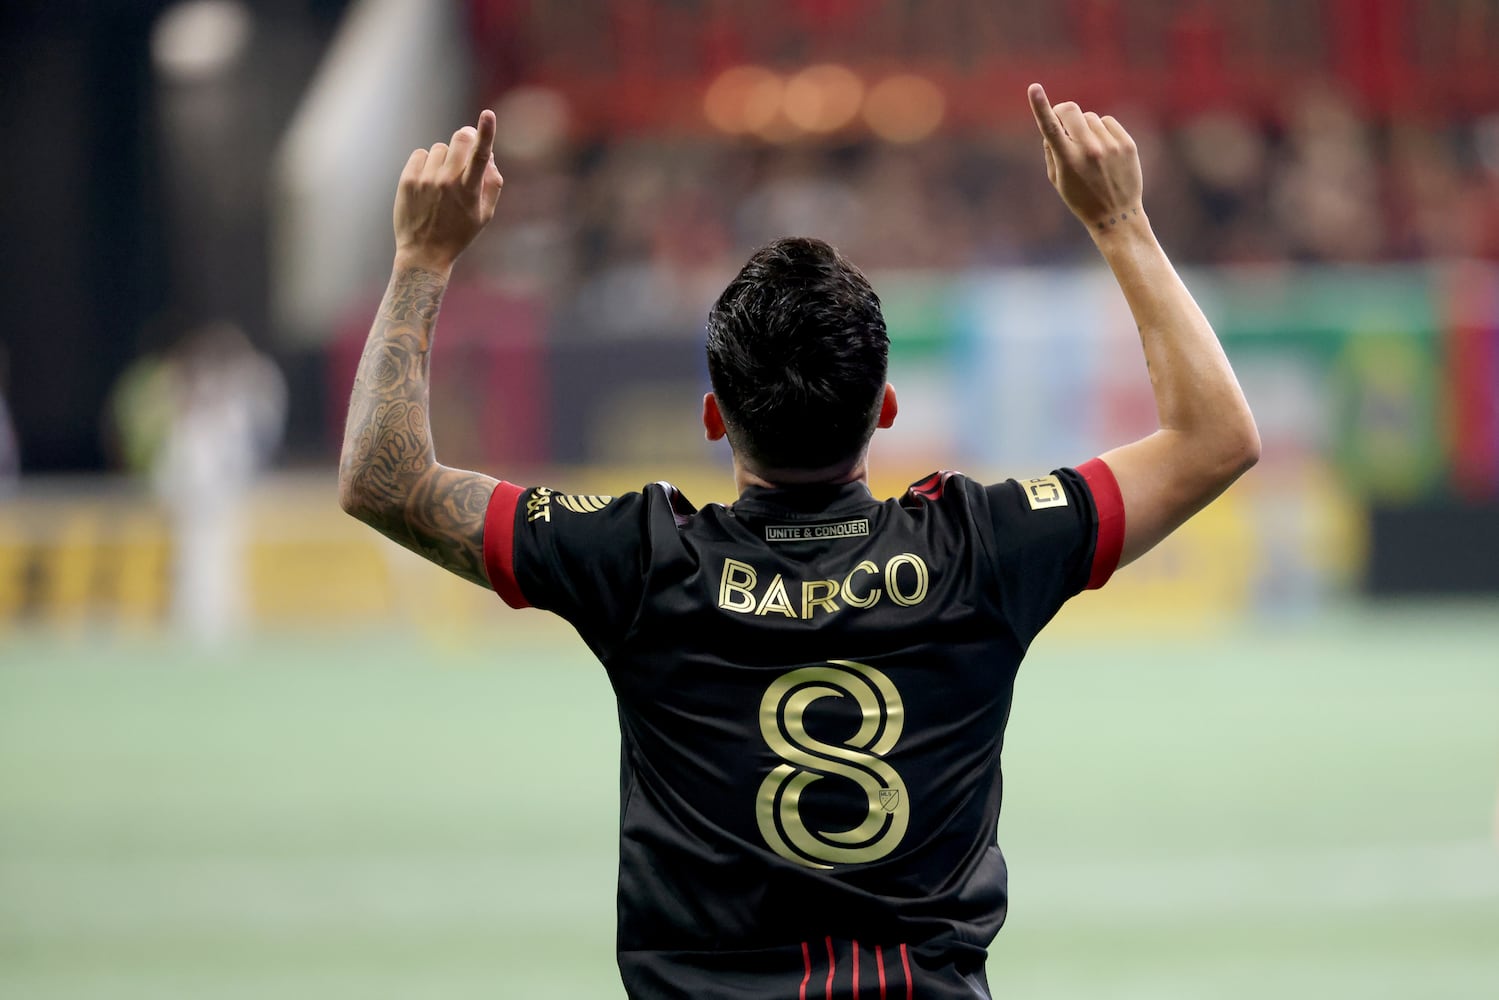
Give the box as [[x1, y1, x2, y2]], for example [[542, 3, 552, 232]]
[[483, 461, 1124, 1000]]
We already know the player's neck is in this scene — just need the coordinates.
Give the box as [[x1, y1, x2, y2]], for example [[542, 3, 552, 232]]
[[732, 452, 870, 494]]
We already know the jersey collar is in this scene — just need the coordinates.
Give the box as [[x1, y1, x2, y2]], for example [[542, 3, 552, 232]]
[[731, 480, 876, 516]]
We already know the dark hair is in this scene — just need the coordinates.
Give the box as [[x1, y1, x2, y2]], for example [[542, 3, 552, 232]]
[[706, 237, 889, 472]]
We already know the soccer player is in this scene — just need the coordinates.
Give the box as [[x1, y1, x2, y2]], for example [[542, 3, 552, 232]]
[[339, 84, 1259, 999]]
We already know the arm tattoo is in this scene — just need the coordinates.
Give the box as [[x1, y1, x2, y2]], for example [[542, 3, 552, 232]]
[[340, 266, 497, 588]]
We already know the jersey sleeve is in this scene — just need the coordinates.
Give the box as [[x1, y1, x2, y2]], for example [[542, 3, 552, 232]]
[[482, 481, 649, 650], [982, 457, 1125, 645]]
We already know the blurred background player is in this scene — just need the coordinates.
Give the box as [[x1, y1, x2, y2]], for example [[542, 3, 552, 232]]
[[113, 323, 287, 642], [158, 325, 286, 642], [336, 83, 1257, 997]]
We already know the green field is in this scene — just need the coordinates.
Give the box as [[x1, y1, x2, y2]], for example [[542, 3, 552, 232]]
[[3, 604, 1498, 998]]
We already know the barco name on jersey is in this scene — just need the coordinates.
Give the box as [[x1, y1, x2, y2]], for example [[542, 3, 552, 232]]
[[716, 553, 930, 619]]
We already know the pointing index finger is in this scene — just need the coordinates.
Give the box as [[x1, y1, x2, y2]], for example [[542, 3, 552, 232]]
[[471, 109, 497, 173], [1028, 83, 1065, 144]]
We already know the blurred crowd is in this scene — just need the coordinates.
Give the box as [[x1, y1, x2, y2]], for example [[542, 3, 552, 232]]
[[467, 88, 1499, 338]]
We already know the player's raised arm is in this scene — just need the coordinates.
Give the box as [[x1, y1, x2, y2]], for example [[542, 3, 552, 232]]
[[337, 110, 506, 587], [1027, 83, 1260, 567]]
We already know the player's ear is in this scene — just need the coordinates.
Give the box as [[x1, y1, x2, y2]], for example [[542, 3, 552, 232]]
[[703, 392, 728, 441], [876, 383, 898, 429]]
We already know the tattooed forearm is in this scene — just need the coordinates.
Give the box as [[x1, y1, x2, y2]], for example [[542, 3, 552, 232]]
[[380, 266, 448, 327], [341, 266, 444, 508], [339, 265, 498, 588]]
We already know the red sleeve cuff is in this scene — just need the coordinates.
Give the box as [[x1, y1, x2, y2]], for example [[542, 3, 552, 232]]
[[1078, 458, 1125, 590], [483, 481, 529, 608]]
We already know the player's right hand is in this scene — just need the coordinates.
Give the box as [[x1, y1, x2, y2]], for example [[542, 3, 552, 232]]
[[1027, 84, 1143, 234], [392, 110, 504, 272]]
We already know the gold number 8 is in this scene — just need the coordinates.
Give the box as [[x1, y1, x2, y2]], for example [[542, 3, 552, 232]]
[[755, 660, 909, 869]]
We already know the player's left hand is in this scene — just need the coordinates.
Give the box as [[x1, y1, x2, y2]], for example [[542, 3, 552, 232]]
[[1027, 84, 1143, 235], [392, 110, 504, 272]]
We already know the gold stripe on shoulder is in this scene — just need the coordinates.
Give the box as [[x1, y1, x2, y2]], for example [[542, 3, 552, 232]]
[[556, 494, 615, 514]]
